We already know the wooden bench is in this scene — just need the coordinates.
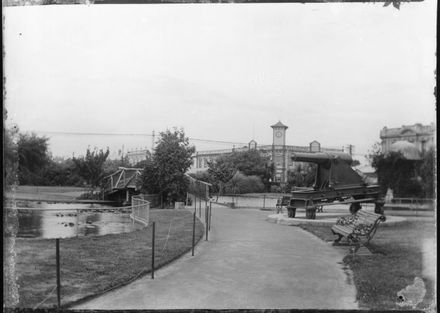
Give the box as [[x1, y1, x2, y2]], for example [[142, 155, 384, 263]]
[[276, 196, 291, 214], [331, 209, 386, 252]]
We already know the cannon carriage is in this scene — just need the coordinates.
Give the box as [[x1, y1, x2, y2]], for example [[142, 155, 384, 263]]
[[286, 152, 384, 219]]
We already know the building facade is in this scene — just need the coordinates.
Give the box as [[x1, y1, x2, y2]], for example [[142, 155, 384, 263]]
[[380, 123, 435, 154], [190, 121, 345, 185], [125, 121, 349, 184], [126, 149, 149, 166]]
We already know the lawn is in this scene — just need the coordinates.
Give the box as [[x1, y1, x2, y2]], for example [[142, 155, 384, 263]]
[[300, 220, 436, 310], [5, 185, 89, 202], [4, 209, 204, 309]]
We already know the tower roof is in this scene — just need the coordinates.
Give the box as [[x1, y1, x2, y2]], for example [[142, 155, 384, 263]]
[[271, 121, 288, 129]]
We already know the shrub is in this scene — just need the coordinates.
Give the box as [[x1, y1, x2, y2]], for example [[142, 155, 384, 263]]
[[225, 172, 265, 194]]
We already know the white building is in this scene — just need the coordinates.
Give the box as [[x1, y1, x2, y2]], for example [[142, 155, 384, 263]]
[[380, 123, 435, 155]]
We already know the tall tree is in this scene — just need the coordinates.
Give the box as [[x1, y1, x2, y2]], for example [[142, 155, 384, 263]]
[[139, 128, 195, 205], [73, 147, 110, 188], [17, 132, 50, 185], [370, 149, 423, 198], [207, 155, 236, 197], [418, 147, 435, 198], [3, 126, 19, 188], [103, 154, 132, 176], [208, 149, 273, 193]]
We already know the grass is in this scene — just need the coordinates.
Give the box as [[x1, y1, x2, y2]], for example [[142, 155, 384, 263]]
[[5, 185, 90, 202], [299, 220, 436, 310], [4, 209, 204, 309]]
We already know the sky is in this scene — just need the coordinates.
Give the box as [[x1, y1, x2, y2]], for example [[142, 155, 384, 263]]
[[3, 1, 437, 162]]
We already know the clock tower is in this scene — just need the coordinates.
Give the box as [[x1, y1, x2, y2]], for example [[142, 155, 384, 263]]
[[271, 121, 288, 146], [271, 121, 289, 186]]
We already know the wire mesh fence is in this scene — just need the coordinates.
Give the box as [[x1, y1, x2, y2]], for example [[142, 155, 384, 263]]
[[186, 174, 212, 201], [7, 199, 208, 309], [213, 194, 287, 210], [131, 196, 150, 225]]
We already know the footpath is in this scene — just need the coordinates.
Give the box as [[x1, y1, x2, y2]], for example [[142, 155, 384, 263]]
[[72, 204, 358, 309]]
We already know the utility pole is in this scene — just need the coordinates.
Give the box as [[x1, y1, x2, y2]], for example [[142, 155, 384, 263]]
[[151, 131, 155, 151]]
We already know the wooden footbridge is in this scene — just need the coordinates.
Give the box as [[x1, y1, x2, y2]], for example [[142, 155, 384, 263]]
[[102, 167, 143, 204]]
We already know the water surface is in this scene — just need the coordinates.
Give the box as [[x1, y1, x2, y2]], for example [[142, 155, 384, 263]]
[[12, 202, 143, 239]]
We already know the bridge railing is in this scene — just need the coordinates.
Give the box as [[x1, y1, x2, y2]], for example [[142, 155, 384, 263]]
[[131, 196, 150, 226]]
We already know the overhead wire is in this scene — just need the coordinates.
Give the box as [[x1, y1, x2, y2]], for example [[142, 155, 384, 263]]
[[31, 130, 249, 146]]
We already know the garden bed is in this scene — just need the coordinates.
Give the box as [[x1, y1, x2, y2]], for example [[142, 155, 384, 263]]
[[4, 209, 204, 308], [299, 220, 436, 310]]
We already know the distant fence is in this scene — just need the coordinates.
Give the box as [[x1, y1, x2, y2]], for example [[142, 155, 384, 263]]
[[213, 194, 286, 210], [186, 174, 212, 201], [388, 198, 435, 210], [131, 196, 150, 225], [135, 193, 160, 208]]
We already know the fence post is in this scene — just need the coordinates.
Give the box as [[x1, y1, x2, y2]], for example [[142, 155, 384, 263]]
[[199, 197, 201, 218], [209, 201, 212, 231], [151, 222, 155, 279], [56, 238, 61, 308], [192, 211, 196, 256], [194, 194, 197, 214], [205, 206, 208, 241], [263, 195, 266, 209]]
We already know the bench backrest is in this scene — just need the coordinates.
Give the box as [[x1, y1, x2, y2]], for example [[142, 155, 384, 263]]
[[353, 209, 385, 226]]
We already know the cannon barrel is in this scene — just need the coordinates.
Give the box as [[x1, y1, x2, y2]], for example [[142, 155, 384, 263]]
[[291, 152, 353, 165]]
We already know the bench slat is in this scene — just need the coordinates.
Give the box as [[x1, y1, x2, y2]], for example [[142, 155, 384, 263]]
[[332, 225, 355, 235], [332, 209, 385, 248]]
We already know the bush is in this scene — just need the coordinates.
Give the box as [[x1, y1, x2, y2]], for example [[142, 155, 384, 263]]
[[225, 172, 265, 194], [77, 191, 102, 200]]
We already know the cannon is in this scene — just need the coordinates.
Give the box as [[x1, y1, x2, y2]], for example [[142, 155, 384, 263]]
[[286, 152, 384, 219]]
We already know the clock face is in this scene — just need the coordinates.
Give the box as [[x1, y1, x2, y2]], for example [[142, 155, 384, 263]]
[[275, 131, 282, 138]]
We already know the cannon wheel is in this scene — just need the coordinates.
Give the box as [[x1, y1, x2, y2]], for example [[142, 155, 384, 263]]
[[305, 208, 316, 219], [305, 207, 317, 219], [287, 207, 296, 218], [349, 202, 361, 214], [374, 201, 385, 214]]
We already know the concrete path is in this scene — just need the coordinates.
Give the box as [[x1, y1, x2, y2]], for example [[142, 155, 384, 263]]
[[73, 204, 358, 309]]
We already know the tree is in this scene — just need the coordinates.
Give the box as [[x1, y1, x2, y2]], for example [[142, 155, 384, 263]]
[[139, 128, 195, 205], [17, 132, 50, 185], [287, 162, 316, 191], [418, 148, 435, 198], [3, 126, 19, 188], [103, 155, 132, 176], [207, 149, 273, 194], [189, 171, 218, 195], [207, 155, 236, 197], [227, 150, 273, 189], [41, 158, 85, 187], [369, 147, 423, 198], [225, 172, 265, 194], [72, 147, 110, 189]]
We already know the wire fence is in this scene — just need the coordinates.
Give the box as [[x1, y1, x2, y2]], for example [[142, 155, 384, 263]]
[[186, 174, 212, 201], [212, 193, 287, 210], [131, 196, 150, 225], [389, 198, 435, 209], [9, 195, 211, 309]]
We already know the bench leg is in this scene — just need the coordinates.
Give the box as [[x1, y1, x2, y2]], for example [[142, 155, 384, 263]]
[[332, 233, 344, 246]]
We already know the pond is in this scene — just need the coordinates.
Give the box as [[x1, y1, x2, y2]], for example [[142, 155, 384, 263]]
[[8, 201, 144, 239]]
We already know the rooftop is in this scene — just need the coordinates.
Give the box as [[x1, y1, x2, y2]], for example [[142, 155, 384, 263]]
[[271, 121, 288, 129]]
